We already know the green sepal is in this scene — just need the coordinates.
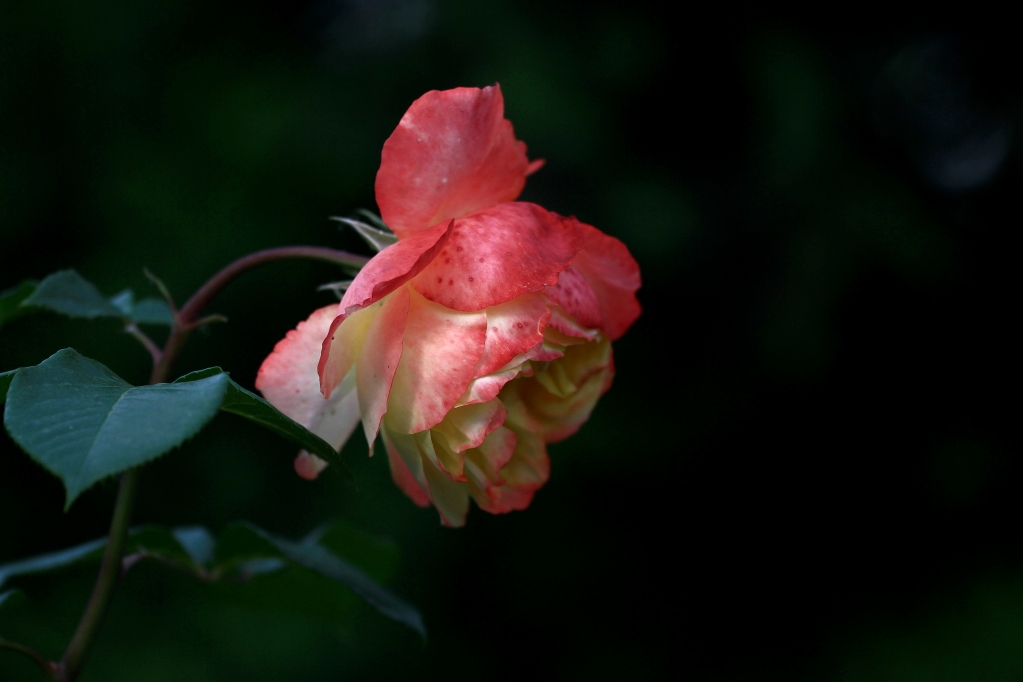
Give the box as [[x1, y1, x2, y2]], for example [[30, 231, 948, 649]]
[[331, 215, 398, 252]]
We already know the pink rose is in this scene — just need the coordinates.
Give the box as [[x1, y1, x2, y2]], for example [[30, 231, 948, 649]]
[[257, 85, 641, 526]]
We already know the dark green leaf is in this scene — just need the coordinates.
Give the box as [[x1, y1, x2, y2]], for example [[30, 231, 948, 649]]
[[21, 270, 123, 319], [0, 537, 107, 589], [171, 526, 216, 566], [0, 368, 20, 404], [0, 589, 26, 611], [219, 523, 425, 637], [130, 298, 174, 325], [0, 281, 37, 328], [109, 289, 135, 315], [106, 289, 173, 325], [126, 526, 200, 570], [174, 367, 225, 382], [4, 349, 229, 508], [175, 368, 351, 480]]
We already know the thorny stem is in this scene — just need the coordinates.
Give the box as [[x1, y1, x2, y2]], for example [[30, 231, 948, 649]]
[[26, 245, 367, 681]]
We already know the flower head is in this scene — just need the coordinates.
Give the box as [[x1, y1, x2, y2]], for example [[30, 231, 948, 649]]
[[258, 85, 640, 526]]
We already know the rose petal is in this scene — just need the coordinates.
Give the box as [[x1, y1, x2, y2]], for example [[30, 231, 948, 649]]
[[433, 399, 508, 453], [455, 367, 523, 407], [512, 339, 614, 443], [294, 451, 329, 480], [256, 305, 362, 455], [375, 85, 533, 238], [356, 286, 410, 447], [474, 293, 550, 377], [568, 219, 642, 341], [386, 288, 488, 433], [337, 220, 452, 316], [412, 202, 580, 311], [423, 458, 471, 527], [465, 425, 517, 507], [318, 302, 376, 400], [478, 428, 549, 514], [543, 264, 602, 332], [382, 427, 431, 507]]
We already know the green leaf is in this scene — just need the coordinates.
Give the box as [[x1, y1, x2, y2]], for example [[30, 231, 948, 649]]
[[21, 270, 124, 319], [109, 289, 173, 325], [0, 537, 107, 589], [130, 298, 174, 325], [109, 289, 135, 315], [215, 523, 425, 636], [0, 368, 21, 404], [171, 526, 216, 566], [175, 368, 351, 480], [0, 281, 37, 329], [126, 526, 201, 570], [0, 589, 26, 611], [3, 349, 229, 508]]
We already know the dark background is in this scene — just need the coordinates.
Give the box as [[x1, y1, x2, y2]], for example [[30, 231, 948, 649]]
[[2, 2, 1020, 680]]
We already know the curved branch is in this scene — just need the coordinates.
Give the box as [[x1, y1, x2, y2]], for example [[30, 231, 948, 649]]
[[151, 246, 367, 384]]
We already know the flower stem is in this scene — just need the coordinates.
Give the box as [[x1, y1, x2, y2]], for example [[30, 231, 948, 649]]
[[50, 244, 368, 680], [151, 245, 368, 384], [56, 468, 138, 681]]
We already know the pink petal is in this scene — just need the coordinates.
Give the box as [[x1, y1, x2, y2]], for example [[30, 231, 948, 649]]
[[477, 428, 549, 514], [385, 424, 470, 526], [423, 460, 471, 527], [294, 451, 329, 480], [382, 429, 430, 507], [568, 219, 642, 341], [375, 85, 534, 238], [543, 264, 602, 332], [474, 293, 550, 377], [256, 306, 362, 465], [433, 399, 508, 453], [509, 339, 614, 443], [318, 302, 375, 401], [386, 289, 488, 434], [356, 286, 410, 447], [411, 202, 581, 312], [336, 219, 452, 317], [257, 306, 340, 426], [465, 425, 517, 506], [455, 367, 522, 407]]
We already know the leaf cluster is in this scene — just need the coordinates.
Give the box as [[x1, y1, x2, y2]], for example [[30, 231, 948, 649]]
[[1, 265, 424, 649], [0, 270, 173, 330], [0, 522, 424, 636]]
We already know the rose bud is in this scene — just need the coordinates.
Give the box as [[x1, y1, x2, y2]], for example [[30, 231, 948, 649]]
[[258, 85, 640, 526]]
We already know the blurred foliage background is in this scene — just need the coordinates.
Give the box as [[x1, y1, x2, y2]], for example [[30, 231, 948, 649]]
[[1, 2, 1020, 680]]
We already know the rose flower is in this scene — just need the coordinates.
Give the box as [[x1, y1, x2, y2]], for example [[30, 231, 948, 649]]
[[257, 85, 640, 526]]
